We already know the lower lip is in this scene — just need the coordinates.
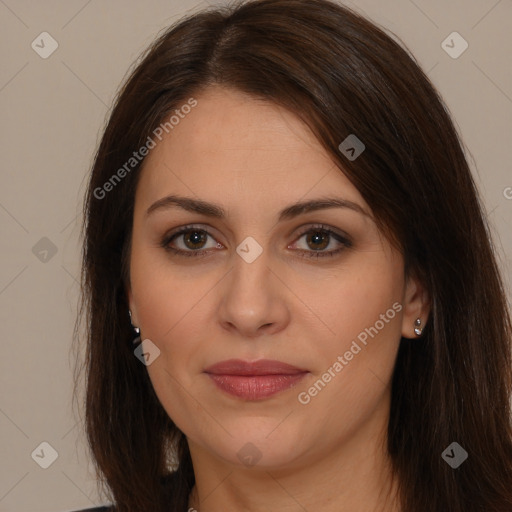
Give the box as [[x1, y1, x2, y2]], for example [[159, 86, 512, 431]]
[[206, 373, 308, 400]]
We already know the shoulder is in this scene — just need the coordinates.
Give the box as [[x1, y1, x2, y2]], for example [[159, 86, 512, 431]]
[[66, 474, 174, 511], [66, 507, 112, 512]]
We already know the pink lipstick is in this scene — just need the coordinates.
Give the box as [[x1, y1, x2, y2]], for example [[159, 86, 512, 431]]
[[204, 359, 308, 400]]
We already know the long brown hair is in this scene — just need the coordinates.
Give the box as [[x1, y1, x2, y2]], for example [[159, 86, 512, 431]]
[[75, 0, 512, 510]]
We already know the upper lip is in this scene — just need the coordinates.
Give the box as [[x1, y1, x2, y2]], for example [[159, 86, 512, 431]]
[[204, 359, 307, 376]]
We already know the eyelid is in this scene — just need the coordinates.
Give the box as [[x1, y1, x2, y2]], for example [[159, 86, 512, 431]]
[[291, 223, 351, 244], [162, 223, 223, 245], [161, 222, 352, 258]]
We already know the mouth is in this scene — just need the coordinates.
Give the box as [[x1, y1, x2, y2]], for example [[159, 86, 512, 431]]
[[204, 359, 309, 400]]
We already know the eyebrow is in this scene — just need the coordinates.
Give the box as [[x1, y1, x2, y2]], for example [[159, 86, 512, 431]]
[[145, 194, 370, 222]]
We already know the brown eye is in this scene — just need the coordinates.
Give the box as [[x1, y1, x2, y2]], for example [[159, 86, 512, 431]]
[[181, 230, 208, 250], [161, 225, 222, 258], [291, 225, 352, 259], [161, 224, 351, 259], [305, 230, 330, 251]]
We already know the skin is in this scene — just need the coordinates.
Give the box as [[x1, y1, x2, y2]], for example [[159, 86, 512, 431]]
[[127, 86, 430, 512]]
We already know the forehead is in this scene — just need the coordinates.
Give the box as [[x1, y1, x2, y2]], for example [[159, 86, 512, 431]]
[[136, 86, 367, 217]]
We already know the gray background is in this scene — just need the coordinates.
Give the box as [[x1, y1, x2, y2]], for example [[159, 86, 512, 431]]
[[1, 0, 511, 511]]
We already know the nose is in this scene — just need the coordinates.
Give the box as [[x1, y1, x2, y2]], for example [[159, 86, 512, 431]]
[[217, 245, 290, 339]]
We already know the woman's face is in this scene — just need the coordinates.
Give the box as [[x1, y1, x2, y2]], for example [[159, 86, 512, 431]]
[[128, 86, 426, 470]]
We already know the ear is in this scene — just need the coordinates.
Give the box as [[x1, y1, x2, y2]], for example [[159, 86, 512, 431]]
[[401, 271, 430, 339]]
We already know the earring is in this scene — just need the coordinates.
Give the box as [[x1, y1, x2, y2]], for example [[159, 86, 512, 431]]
[[414, 318, 423, 336], [128, 310, 140, 333], [129, 310, 141, 346]]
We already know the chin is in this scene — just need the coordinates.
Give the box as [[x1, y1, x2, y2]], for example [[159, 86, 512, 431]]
[[209, 424, 308, 469]]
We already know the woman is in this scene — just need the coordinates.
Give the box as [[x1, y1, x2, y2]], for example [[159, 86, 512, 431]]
[[74, 0, 512, 510]]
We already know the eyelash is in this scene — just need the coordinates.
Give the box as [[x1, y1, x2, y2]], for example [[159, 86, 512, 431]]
[[160, 224, 352, 260]]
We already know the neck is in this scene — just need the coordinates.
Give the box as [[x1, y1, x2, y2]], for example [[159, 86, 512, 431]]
[[186, 400, 400, 512]]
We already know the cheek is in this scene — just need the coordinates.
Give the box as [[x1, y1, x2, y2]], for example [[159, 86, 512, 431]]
[[130, 245, 205, 340], [130, 252, 212, 431], [295, 257, 404, 352], [293, 259, 404, 410]]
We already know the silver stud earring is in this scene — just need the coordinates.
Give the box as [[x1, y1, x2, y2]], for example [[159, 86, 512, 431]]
[[414, 318, 423, 336]]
